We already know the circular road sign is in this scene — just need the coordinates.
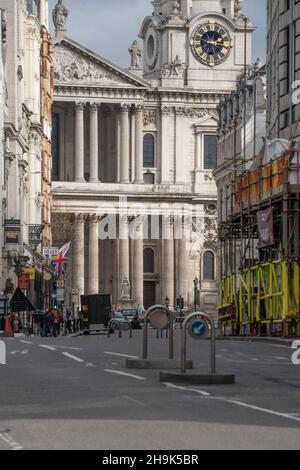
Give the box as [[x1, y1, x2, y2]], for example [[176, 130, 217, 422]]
[[149, 308, 169, 330], [120, 321, 130, 331], [188, 319, 209, 340]]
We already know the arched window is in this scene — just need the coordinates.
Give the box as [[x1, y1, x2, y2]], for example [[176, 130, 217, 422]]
[[143, 134, 155, 168], [203, 251, 215, 280], [144, 248, 155, 273]]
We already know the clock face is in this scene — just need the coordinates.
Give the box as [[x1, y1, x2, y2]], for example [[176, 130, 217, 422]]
[[191, 21, 232, 67]]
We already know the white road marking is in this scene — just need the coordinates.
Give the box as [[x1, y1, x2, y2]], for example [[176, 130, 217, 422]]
[[226, 399, 300, 423], [85, 363, 95, 367], [39, 345, 56, 351], [0, 431, 23, 451], [10, 350, 28, 355], [104, 369, 146, 381], [104, 352, 138, 359], [163, 382, 210, 397], [251, 358, 259, 361], [273, 356, 289, 361], [19, 340, 32, 345], [123, 396, 145, 406], [62, 352, 85, 363], [53, 346, 82, 351]]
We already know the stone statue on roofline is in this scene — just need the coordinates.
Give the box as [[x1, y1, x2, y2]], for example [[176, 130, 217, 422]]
[[52, 0, 69, 36]]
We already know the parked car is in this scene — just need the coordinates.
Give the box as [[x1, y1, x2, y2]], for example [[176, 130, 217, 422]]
[[117, 308, 142, 330]]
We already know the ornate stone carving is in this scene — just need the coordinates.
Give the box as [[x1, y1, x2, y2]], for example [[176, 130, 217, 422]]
[[161, 106, 173, 116], [54, 46, 115, 83], [175, 108, 218, 119], [234, 0, 243, 19], [128, 40, 142, 69], [35, 193, 43, 208], [161, 56, 184, 78], [143, 109, 156, 126]]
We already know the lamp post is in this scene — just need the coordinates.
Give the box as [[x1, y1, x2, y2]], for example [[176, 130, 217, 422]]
[[193, 277, 199, 312]]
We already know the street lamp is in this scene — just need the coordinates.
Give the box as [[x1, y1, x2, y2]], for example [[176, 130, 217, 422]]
[[9, 253, 30, 277], [193, 277, 199, 312]]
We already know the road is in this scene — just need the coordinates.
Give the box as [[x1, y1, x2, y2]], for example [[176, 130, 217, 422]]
[[0, 329, 300, 450]]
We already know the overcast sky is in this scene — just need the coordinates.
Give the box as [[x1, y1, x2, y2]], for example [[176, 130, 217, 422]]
[[48, 0, 267, 68]]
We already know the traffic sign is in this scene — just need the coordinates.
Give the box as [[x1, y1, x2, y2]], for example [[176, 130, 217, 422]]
[[149, 308, 169, 330], [188, 319, 209, 340], [18, 274, 30, 290], [56, 289, 65, 302]]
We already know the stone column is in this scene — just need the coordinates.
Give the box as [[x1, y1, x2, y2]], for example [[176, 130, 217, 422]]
[[119, 216, 130, 294], [89, 103, 100, 183], [133, 220, 144, 306], [195, 132, 201, 169], [88, 214, 99, 294], [162, 218, 174, 305], [178, 239, 189, 304], [135, 104, 143, 183], [75, 103, 85, 182], [73, 214, 85, 296], [120, 104, 130, 183]]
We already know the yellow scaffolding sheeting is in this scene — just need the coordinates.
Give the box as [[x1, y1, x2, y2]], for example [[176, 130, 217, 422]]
[[218, 260, 300, 334]]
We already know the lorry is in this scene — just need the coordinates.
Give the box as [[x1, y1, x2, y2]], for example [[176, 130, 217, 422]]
[[80, 294, 112, 334]]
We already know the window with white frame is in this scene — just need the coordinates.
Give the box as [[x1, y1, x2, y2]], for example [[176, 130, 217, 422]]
[[203, 135, 217, 170]]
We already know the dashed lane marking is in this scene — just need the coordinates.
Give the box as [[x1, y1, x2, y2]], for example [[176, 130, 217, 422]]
[[104, 369, 146, 381], [62, 352, 85, 363], [104, 352, 139, 359], [39, 345, 57, 351], [19, 340, 33, 345], [163, 382, 211, 396]]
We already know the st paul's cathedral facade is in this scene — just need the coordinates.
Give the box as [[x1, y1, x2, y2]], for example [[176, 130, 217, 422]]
[[51, 0, 253, 312]]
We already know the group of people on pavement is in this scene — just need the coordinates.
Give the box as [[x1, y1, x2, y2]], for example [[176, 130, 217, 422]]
[[0, 309, 83, 338]]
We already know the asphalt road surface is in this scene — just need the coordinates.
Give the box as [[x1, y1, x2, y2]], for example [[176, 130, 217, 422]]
[[0, 329, 300, 450]]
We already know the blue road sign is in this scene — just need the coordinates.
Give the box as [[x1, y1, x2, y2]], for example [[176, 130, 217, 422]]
[[189, 319, 208, 339]]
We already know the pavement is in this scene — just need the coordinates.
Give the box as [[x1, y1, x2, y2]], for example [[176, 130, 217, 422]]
[[0, 329, 300, 450]]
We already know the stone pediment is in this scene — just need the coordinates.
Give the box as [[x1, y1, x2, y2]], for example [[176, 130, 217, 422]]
[[53, 37, 149, 89]]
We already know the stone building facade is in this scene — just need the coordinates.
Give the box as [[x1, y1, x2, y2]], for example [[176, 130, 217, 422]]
[[267, 0, 300, 141], [0, 0, 51, 305], [51, 0, 253, 313]]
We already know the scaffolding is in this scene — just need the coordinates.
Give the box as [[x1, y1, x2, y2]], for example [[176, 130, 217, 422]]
[[218, 150, 300, 336]]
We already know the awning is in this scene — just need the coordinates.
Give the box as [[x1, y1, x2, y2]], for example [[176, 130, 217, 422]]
[[10, 288, 35, 312]]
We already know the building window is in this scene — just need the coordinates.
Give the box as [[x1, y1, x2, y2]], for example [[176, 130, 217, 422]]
[[51, 112, 60, 180], [143, 134, 155, 168], [144, 248, 155, 273], [203, 251, 215, 280], [204, 135, 217, 170]]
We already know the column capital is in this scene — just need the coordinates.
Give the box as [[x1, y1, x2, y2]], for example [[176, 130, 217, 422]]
[[74, 213, 86, 224], [120, 103, 131, 113], [135, 103, 144, 113], [89, 213, 101, 224], [75, 102, 85, 111], [90, 102, 101, 111]]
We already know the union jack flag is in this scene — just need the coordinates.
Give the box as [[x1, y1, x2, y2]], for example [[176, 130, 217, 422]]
[[51, 242, 71, 277]]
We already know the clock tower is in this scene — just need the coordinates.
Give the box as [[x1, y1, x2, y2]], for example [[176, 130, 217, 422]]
[[139, 0, 254, 90]]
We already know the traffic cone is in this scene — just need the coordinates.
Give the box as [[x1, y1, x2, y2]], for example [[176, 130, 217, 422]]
[[5, 317, 11, 337]]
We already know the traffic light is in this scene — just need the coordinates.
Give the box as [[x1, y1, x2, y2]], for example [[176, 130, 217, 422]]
[[176, 296, 184, 310]]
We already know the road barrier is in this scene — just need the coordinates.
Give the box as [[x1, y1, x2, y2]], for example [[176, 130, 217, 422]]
[[182, 312, 215, 373], [159, 311, 235, 384], [143, 305, 173, 360], [0, 340, 6, 365], [107, 319, 132, 338]]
